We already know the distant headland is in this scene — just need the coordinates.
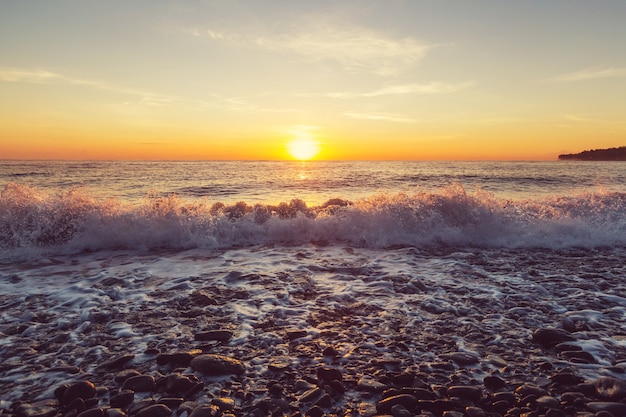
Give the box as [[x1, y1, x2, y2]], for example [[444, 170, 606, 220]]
[[558, 146, 626, 161]]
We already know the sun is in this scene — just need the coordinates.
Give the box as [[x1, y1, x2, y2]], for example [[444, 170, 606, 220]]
[[286, 135, 320, 160]]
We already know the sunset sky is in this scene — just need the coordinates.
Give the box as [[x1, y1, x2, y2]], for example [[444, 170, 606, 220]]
[[1, 1, 625, 160]]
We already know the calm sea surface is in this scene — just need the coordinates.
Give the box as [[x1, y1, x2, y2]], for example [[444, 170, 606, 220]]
[[2, 160, 626, 205]]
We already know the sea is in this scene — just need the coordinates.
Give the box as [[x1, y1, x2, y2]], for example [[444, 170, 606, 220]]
[[1, 160, 626, 406], [2, 160, 626, 254]]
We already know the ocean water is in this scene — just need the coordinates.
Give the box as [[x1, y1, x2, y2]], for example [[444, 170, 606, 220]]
[[1, 160, 626, 407], [2, 160, 626, 256]]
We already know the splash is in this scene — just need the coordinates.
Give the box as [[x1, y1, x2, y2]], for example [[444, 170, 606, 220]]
[[1, 182, 625, 260]]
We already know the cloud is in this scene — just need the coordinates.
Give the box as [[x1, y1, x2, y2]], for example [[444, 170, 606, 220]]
[[344, 111, 416, 123], [324, 81, 473, 98], [193, 24, 435, 75], [0, 68, 60, 83], [554, 66, 626, 82]]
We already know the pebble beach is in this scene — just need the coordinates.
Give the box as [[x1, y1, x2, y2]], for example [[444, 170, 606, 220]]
[[2, 244, 625, 417]]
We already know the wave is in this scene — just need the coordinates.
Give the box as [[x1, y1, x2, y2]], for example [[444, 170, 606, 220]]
[[1, 182, 626, 260]]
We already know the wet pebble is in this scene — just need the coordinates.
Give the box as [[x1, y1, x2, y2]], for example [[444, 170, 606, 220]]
[[14, 402, 57, 417], [595, 376, 626, 400], [189, 354, 245, 375], [194, 329, 233, 342], [376, 394, 418, 413], [532, 328, 575, 347], [135, 404, 172, 417], [447, 385, 482, 402], [121, 374, 155, 392]]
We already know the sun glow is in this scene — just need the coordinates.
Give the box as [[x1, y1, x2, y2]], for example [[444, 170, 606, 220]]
[[286, 134, 320, 160]]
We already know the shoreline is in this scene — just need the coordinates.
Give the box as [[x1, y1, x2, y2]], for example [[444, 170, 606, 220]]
[[2, 245, 626, 417]]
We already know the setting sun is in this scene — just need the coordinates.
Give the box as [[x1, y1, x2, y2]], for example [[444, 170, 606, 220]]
[[286, 135, 320, 160]]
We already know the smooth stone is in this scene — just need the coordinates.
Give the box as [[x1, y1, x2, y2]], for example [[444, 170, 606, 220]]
[[164, 374, 195, 394], [390, 404, 412, 417], [532, 328, 575, 347], [135, 404, 172, 417], [409, 388, 438, 401], [194, 330, 233, 342], [483, 375, 506, 390], [104, 409, 127, 417], [358, 402, 378, 417], [441, 411, 463, 417], [121, 374, 155, 392], [286, 329, 308, 340], [63, 381, 97, 405], [268, 357, 291, 372], [158, 397, 185, 408], [440, 352, 480, 366], [178, 401, 199, 416], [515, 383, 549, 398], [299, 387, 322, 402], [536, 396, 560, 409], [447, 385, 482, 402], [317, 366, 342, 382], [314, 394, 332, 408], [101, 354, 135, 370], [15, 402, 57, 417], [109, 390, 134, 408], [211, 397, 235, 411], [545, 408, 566, 417], [190, 354, 245, 375], [189, 405, 215, 417], [156, 350, 202, 367], [587, 402, 626, 415], [114, 369, 140, 383], [492, 392, 516, 405], [560, 350, 596, 363], [127, 399, 155, 415], [550, 371, 584, 385], [376, 394, 418, 414], [464, 406, 485, 417], [595, 376, 626, 400], [357, 377, 388, 393], [322, 346, 339, 357], [77, 408, 105, 417], [305, 405, 324, 417]]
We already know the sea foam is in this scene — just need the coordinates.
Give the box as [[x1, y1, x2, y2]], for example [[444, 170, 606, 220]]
[[1, 182, 626, 260]]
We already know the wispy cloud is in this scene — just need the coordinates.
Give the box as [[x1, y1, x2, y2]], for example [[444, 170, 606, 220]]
[[344, 111, 416, 123], [324, 81, 473, 98], [0, 66, 173, 105], [0, 66, 300, 114], [190, 24, 436, 75], [554, 66, 626, 82]]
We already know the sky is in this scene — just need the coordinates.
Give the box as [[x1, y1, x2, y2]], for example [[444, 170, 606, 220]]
[[1, 0, 625, 161]]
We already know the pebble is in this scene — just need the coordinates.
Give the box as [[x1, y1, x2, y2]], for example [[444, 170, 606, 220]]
[[586, 402, 626, 415], [317, 366, 342, 382], [134, 404, 172, 417], [390, 403, 412, 417], [121, 374, 155, 392], [109, 390, 134, 408], [532, 328, 575, 347], [447, 385, 482, 402], [15, 402, 57, 417], [376, 394, 418, 413], [440, 352, 480, 366], [189, 354, 245, 375], [194, 329, 233, 342], [188, 405, 215, 417], [595, 376, 626, 400], [60, 381, 97, 405], [357, 377, 388, 392]]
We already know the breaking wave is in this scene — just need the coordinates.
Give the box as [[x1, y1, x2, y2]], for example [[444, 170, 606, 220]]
[[2, 182, 626, 260]]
